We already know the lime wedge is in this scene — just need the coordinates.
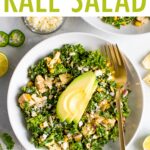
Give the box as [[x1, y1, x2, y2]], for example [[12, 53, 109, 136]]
[[143, 136, 150, 150], [0, 52, 9, 77]]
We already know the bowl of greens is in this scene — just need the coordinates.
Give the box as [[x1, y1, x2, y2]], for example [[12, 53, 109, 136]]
[[82, 17, 150, 35], [7, 33, 143, 150]]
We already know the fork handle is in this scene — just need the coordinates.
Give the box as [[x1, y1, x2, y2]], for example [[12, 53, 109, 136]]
[[116, 90, 126, 150]]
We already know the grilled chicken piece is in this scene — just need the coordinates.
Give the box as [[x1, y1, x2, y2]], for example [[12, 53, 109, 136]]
[[45, 140, 61, 150], [59, 73, 72, 85], [45, 52, 61, 69], [136, 17, 149, 24], [35, 75, 47, 93], [18, 93, 35, 108]]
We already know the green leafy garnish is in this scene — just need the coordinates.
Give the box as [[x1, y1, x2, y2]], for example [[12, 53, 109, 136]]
[[0, 143, 3, 150], [0, 133, 15, 150]]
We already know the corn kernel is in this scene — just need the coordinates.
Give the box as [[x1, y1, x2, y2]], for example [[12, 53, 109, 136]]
[[135, 21, 142, 27], [40, 123, 44, 129], [25, 94, 31, 100], [106, 62, 111, 67], [97, 88, 103, 92], [64, 136, 68, 142], [122, 22, 126, 25], [110, 87, 114, 92], [57, 58, 61, 64], [27, 81, 33, 87], [50, 69, 54, 73], [114, 17, 118, 21]]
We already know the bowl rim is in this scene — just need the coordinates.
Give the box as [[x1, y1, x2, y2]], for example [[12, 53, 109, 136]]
[[7, 32, 144, 149], [82, 17, 150, 37]]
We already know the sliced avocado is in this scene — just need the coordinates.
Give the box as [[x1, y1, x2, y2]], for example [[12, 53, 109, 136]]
[[67, 80, 98, 124], [73, 80, 98, 124], [56, 72, 96, 122]]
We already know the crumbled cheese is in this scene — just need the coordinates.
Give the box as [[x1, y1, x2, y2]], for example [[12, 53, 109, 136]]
[[108, 75, 113, 80], [43, 121, 48, 128], [31, 94, 47, 108], [61, 142, 69, 150], [83, 67, 89, 72], [78, 66, 83, 71], [86, 143, 91, 149], [92, 135, 98, 139], [79, 121, 83, 127], [95, 70, 103, 76], [40, 134, 47, 141], [31, 111, 37, 117], [110, 92, 115, 97], [142, 53, 150, 69], [26, 17, 63, 32], [69, 52, 76, 56], [49, 116, 54, 127]]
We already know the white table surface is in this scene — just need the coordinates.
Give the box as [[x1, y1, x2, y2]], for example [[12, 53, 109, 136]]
[[0, 17, 150, 150]]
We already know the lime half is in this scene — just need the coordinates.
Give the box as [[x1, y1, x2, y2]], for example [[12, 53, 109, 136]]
[[143, 136, 150, 150], [0, 52, 9, 77]]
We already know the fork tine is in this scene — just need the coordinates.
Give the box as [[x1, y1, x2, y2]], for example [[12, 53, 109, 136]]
[[113, 44, 124, 66], [107, 44, 118, 71], [101, 45, 107, 57], [116, 44, 125, 66]]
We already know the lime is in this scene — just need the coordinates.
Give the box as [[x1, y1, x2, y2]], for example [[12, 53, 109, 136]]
[[0, 52, 9, 77], [143, 136, 150, 150]]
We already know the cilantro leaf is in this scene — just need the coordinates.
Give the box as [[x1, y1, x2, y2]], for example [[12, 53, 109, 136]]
[[0, 133, 14, 150]]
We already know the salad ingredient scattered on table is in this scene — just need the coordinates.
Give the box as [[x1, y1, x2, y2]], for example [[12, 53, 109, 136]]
[[0, 30, 25, 47], [0, 132, 15, 150], [143, 74, 150, 85], [18, 44, 130, 149], [0, 31, 9, 47], [9, 30, 25, 47], [142, 53, 150, 85], [0, 52, 8, 77], [142, 53, 150, 70], [24, 17, 63, 33], [101, 17, 150, 29]]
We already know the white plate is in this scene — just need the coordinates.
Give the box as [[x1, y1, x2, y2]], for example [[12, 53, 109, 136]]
[[7, 33, 143, 150], [82, 17, 150, 35]]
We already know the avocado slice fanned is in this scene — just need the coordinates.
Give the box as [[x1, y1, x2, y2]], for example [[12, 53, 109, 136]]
[[56, 72, 98, 123]]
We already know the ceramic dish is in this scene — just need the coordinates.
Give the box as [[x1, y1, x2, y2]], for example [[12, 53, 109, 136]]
[[82, 17, 150, 35], [23, 17, 65, 34], [7, 33, 143, 150]]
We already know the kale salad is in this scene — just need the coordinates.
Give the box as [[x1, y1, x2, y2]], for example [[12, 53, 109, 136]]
[[18, 44, 130, 150], [101, 17, 150, 28]]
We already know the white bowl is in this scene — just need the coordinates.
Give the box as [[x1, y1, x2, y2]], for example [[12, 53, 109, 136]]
[[82, 17, 150, 36], [7, 33, 144, 150]]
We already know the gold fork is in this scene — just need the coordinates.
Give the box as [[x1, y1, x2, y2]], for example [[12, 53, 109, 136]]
[[101, 44, 127, 150]]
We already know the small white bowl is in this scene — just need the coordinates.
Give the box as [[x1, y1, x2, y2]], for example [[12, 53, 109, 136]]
[[23, 17, 65, 34]]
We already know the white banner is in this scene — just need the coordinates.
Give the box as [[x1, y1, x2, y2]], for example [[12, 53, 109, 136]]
[[0, 0, 149, 16]]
